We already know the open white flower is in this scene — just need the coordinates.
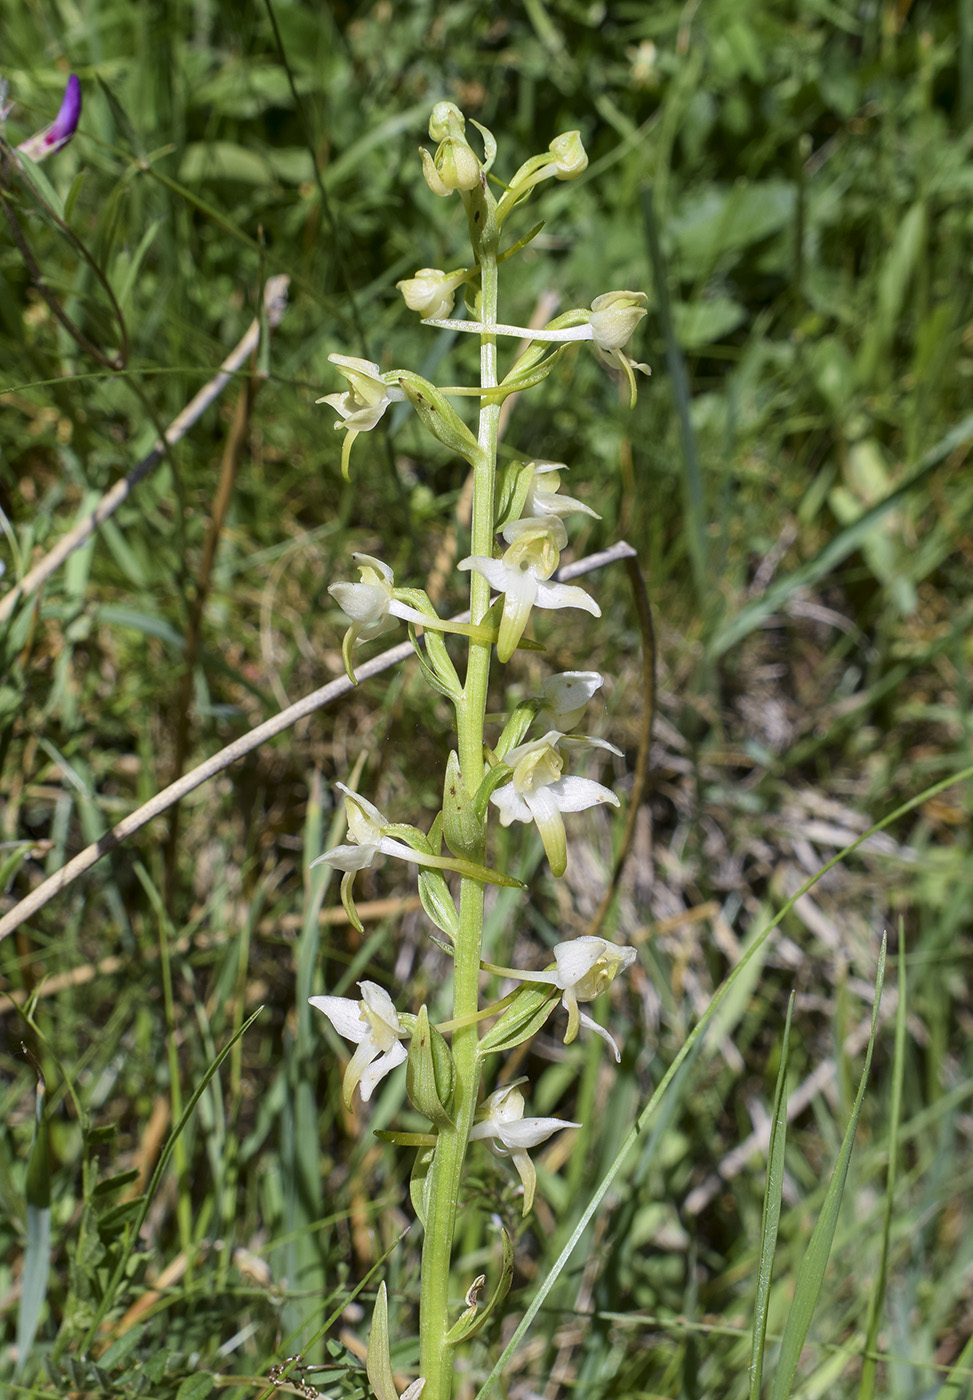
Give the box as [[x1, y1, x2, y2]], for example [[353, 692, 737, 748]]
[[330, 554, 429, 643], [514, 461, 600, 528], [490, 732, 619, 877], [459, 521, 599, 664], [317, 354, 406, 478], [538, 671, 604, 731], [530, 937, 637, 1061], [484, 936, 637, 1061], [312, 784, 522, 931], [469, 1081, 579, 1215], [421, 288, 649, 407], [309, 980, 409, 1109], [329, 553, 431, 680]]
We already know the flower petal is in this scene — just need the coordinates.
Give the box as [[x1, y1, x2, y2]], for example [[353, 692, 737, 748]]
[[359, 1040, 408, 1100], [309, 994, 369, 1043], [310, 841, 380, 872], [497, 1116, 580, 1149], [577, 1007, 623, 1062], [523, 786, 568, 876], [531, 579, 601, 616], [547, 774, 619, 814]]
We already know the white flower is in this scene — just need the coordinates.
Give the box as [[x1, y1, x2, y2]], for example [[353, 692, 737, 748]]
[[514, 461, 600, 529], [329, 553, 431, 679], [317, 354, 406, 478], [330, 553, 430, 641], [538, 671, 604, 732], [527, 936, 638, 1061], [396, 267, 468, 321], [489, 731, 619, 877], [459, 522, 599, 664], [313, 784, 422, 875], [469, 1081, 579, 1215], [309, 980, 409, 1108], [312, 784, 522, 930], [311, 785, 444, 931], [587, 291, 651, 409]]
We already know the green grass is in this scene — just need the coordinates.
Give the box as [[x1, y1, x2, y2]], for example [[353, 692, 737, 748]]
[[1, 1, 972, 1397]]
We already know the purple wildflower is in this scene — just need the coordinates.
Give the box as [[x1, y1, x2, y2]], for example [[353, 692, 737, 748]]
[[17, 74, 81, 162]]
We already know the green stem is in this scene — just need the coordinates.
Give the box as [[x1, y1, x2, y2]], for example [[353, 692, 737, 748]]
[[418, 183, 501, 1400]]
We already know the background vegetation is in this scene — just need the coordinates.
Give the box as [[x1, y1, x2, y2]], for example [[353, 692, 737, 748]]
[[1, 1, 971, 1397]]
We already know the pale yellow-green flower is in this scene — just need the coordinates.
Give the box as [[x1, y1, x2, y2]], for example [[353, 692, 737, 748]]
[[469, 1080, 579, 1215], [489, 732, 620, 877]]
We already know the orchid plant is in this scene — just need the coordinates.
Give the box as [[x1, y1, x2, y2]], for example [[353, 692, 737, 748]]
[[311, 103, 645, 1400]]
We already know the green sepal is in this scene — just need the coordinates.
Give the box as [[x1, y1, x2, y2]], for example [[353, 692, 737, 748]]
[[393, 370, 483, 467], [494, 459, 536, 534], [444, 1228, 515, 1345], [374, 1130, 438, 1148], [442, 751, 483, 859], [408, 622, 464, 700], [406, 1005, 456, 1130], [410, 1142, 437, 1229], [494, 700, 541, 760], [477, 983, 559, 1058], [418, 868, 461, 940], [472, 762, 514, 824]]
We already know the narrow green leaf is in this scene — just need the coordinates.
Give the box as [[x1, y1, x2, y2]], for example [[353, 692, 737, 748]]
[[174, 1373, 215, 1400], [857, 929, 907, 1400], [770, 937, 887, 1400], [749, 993, 795, 1400]]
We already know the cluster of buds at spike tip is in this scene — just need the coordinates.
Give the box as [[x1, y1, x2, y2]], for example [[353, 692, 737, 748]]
[[9, 73, 82, 164], [419, 101, 493, 198], [469, 1079, 579, 1216]]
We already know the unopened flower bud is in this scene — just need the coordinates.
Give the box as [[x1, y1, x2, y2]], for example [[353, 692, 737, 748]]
[[548, 130, 587, 179], [396, 267, 462, 321]]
